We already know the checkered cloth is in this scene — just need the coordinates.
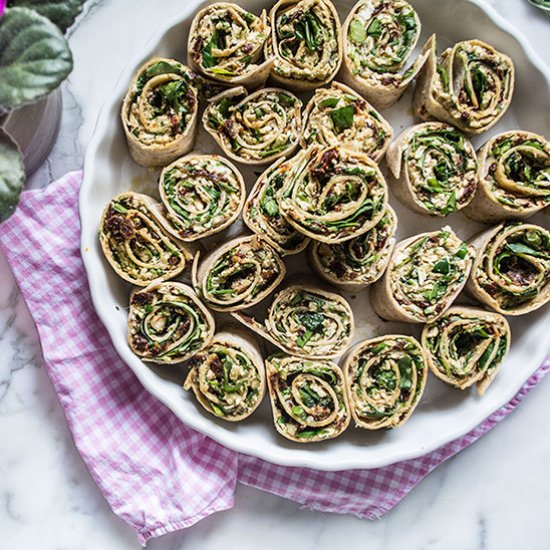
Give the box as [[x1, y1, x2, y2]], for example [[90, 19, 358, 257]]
[[1, 172, 549, 545]]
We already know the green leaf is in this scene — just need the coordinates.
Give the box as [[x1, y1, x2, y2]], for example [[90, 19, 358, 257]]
[[9, 0, 84, 32], [0, 8, 73, 110], [506, 242, 548, 259], [366, 18, 382, 38], [0, 128, 25, 223], [329, 105, 355, 133], [433, 259, 450, 274], [349, 19, 366, 44], [397, 356, 413, 390], [318, 96, 339, 109]]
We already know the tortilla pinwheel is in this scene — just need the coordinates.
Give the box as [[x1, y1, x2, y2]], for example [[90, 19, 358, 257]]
[[184, 329, 265, 421], [385, 122, 478, 217], [188, 3, 273, 89], [121, 58, 199, 167], [232, 284, 354, 359], [422, 306, 511, 395], [192, 234, 286, 312], [301, 81, 393, 161], [341, 0, 433, 110], [267, 0, 342, 91], [463, 131, 550, 223], [466, 222, 550, 315], [308, 206, 397, 292], [203, 86, 302, 164], [159, 154, 245, 241], [128, 282, 215, 364], [278, 145, 388, 243], [99, 192, 191, 286], [266, 353, 350, 442], [413, 38, 515, 135], [342, 334, 428, 429], [370, 227, 474, 323]]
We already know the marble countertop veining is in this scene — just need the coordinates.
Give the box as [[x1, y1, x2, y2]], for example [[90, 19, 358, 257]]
[[1, 1, 550, 549]]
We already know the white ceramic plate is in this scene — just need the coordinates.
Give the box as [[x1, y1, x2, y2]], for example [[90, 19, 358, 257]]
[[80, 0, 550, 470]]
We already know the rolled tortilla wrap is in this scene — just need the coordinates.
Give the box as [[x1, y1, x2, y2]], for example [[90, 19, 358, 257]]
[[183, 328, 265, 421], [308, 206, 397, 292], [385, 122, 478, 217], [243, 157, 310, 256], [266, 353, 350, 442], [301, 81, 392, 161], [192, 234, 286, 312], [413, 38, 515, 135], [188, 3, 273, 89], [463, 131, 550, 223], [278, 145, 388, 243], [370, 226, 474, 323], [99, 192, 192, 286], [341, 0, 433, 110], [267, 0, 342, 92], [128, 281, 215, 364], [466, 222, 550, 315], [158, 154, 245, 241], [232, 284, 354, 359], [203, 86, 302, 165], [342, 334, 427, 429], [422, 306, 511, 396], [121, 58, 199, 167]]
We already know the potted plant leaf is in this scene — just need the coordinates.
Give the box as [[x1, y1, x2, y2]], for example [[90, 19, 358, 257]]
[[0, 0, 84, 222]]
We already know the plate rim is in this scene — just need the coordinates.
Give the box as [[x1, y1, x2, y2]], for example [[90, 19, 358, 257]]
[[79, 0, 550, 471]]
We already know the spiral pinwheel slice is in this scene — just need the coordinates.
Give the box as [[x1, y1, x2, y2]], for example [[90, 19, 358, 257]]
[[183, 329, 265, 421], [308, 206, 397, 292], [463, 131, 550, 223], [266, 354, 350, 442], [188, 3, 273, 89], [341, 0, 433, 110], [422, 306, 511, 396], [99, 192, 191, 286], [192, 235, 286, 312], [414, 38, 515, 135], [203, 87, 302, 165], [128, 282, 215, 364], [159, 154, 245, 241], [279, 146, 388, 243], [121, 58, 199, 167], [342, 335, 427, 429], [267, 0, 342, 92], [466, 222, 550, 315], [243, 157, 310, 256], [371, 227, 474, 323], [386, 123, 478, 217], [232, 284, 354, 359], [301, 81, 393, 161]]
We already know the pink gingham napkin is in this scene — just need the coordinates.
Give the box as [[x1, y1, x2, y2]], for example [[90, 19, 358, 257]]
[[1, 171, 549, 545]]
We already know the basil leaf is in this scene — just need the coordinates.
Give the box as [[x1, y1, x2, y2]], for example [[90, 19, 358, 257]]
[[366, 18, 382, 38], [0, 7, 73, 110], [507, 242, 548, 259], [433, 259, 450, 274], [349, 19, 366, 44], [455, 242, 469, 259], [277, 92, 295, 107], [0, 128, 25, 223], [297, 312, 324, 331], [319, 97, 339, 109], [329, 105, 355, 133], [10, 0, 84, 32]]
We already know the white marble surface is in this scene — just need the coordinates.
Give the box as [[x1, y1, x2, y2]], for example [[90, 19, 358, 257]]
[[1, 1, 550, 548]]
